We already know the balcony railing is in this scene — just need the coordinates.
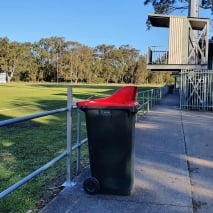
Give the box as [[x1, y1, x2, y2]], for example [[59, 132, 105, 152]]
[[147, 46, 168, 65]]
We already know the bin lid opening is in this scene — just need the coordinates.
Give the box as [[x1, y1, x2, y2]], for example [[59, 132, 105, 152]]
[[77, 86, 138, 108]]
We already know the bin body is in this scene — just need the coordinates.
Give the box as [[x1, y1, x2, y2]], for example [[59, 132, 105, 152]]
[[77, 86, 138, 195]]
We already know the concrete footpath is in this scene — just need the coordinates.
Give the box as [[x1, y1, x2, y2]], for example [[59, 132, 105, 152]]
[[40, 94, 213, 213]]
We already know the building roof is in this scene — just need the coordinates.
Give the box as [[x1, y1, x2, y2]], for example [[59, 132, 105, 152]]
[[148, 14, 170, 28], [148, 14, 209, 30]]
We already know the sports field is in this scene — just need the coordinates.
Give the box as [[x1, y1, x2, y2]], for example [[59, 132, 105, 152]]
[[0, 83, 156, 212]]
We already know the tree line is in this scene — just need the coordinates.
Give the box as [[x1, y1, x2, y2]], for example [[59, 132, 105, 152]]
[[0, 36, 173, 84]]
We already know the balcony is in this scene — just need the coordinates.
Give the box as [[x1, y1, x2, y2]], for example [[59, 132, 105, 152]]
[[147, 46, 168, 65], [147, 46, 208, 71], [146, 14, 209, 72]]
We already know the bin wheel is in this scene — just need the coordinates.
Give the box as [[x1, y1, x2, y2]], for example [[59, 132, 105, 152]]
[[83, 177, 100, 195]]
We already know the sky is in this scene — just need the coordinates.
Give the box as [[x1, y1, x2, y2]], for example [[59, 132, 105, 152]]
[[0, 0, 212, 55]]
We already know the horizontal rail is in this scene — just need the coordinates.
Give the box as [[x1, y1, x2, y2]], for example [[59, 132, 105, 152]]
[[0, 151, 67, 199], [0, 107, 68, 127], [0, 88, 85, 199], [72, 138, 88, 150], [0, 135, 89, 199], [136, 86, 169, 118], [137, 100, 149, 110], [0, 136, 89, 199]]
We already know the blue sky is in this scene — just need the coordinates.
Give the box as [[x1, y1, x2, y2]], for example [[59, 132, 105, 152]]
[[0, 0, 212, 55]]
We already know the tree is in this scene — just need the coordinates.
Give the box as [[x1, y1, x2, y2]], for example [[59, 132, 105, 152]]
[[61, 41, 94, 83], [17, 42, 38, 82], [32, 37, 65, 82], [119, 45, 140, 84], [5, 41, 23, 82], [144, 0, 213, 14], [0, 37, 10, 73], [0, 35, 172, 84], [133, 56, 149, 84], [95, 45, 117, 83]]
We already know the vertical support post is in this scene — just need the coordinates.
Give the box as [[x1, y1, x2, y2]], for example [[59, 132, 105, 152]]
[[147, 47, 152, 64], [188, 0, 199, 17], [150, 89, 153, 109], [62, 87, 76, 187], [56, 52, 59, 84], [76, 109, 82, 174], [154, 89, 156, 104], [142, 92, 145, 115], [203, 72, 207, 110], [147, 90, 150, 112], [157, 89, 159, 103], [180, 70, 183, 110], [136, 93, 138, 121], [153, 89, 155, 105], [157, 89, 159, 102]]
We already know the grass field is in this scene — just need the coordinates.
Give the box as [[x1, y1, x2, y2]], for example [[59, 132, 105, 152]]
[[0, 83, 158, 212]]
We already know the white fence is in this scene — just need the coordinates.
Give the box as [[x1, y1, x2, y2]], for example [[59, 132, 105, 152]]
[[180, 70, 213, 110]]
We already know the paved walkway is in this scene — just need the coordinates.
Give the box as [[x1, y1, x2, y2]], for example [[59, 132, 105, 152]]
[[40, 94, 213, 213]]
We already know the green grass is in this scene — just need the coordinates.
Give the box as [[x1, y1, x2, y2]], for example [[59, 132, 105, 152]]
[[0, 83, 158, 212]]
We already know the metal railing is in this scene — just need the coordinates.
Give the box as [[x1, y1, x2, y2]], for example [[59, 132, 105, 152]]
[[137, 86, 169, 118], [0, 88, 88, 199], [180, 70, 213, 110], [147, 46, 168, 65], [0, 86, 169, 199]]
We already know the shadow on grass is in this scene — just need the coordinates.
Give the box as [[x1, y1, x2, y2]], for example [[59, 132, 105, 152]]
[[30, 84, 157, 101]]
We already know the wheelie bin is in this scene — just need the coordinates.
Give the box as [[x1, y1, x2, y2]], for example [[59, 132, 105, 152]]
[[77, 86, 138, 195]]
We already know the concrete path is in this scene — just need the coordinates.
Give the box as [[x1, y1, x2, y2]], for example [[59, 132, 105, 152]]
[[40, 94, 213, 213]]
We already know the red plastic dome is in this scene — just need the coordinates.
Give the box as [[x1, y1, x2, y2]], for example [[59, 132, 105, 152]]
[[77, 86, 138, 108]]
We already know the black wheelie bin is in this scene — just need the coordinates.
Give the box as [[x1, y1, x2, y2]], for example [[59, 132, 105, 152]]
[[77, 86, 138, 195]]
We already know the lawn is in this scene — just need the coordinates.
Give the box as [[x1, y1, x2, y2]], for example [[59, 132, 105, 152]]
[[0, 83, 157, 212]]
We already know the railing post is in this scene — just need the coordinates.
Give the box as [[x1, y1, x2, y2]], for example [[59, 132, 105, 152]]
[[76, 108, 82, 174], [147, 47, 152, 64], [153, 89, 156, 105], [142, 92, 145, 115], [157, 88, 160, 102], [135, 86, 169, 121], [136, 93, 138, 121], [147, 90, 150, 112], [156, 89, 158, 103], [63, 87, 76, 187], [180, 70, 183, 110]]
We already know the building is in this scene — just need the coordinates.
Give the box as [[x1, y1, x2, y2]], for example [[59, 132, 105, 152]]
[[0, 72, 6, 83], [146, 10, 213, 110], [146, 14, 209, 72]]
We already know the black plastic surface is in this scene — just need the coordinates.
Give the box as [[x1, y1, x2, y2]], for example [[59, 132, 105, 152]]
[[83, 108, 136, 195]]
